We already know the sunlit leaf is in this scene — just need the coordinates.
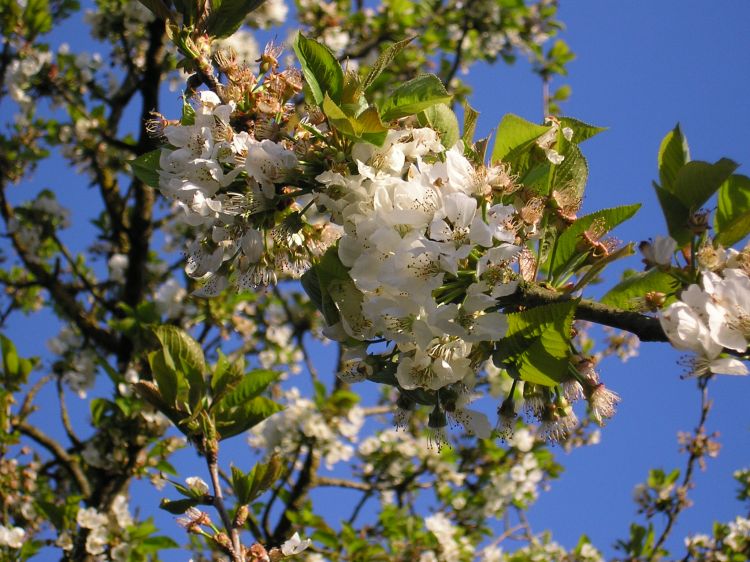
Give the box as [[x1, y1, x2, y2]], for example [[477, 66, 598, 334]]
[[379, 74, 451, 121], [715, 173, 750, 246], [293, 32, 344, 105]]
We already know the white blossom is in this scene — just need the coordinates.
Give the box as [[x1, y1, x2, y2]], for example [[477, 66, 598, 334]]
[[281, 532, 312, 556], [0, 525, 25, 548]]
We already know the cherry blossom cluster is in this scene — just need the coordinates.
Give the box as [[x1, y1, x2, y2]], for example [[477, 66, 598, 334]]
[[155, 90, 298, 294], [66, 496, 135, 558], [150, 47, 340, 295], [659, 245, 750, 378], [315, 129, 524, 435], [249, 387, 365, 469]]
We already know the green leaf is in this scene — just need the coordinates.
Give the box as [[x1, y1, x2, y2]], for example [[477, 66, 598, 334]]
[[327, 277, 367, 337], [22, 0, 52, 35], [600, 269, 680, 311], [654, 185, 692, 247], [130, 149, 161, 188], [90, 398, 112, 427], [231, 465, 251, 505], [379, 74, 452, 121], [153, 325, 207, 401], [0, 334, 20, 379], [462, 102, 480, 145], [491, 113, 550, 165], [548, 141, 588, 198], [148, 349, 181, 406], [174, 0, 197, 25], [215, 396, 282, 439], [159, 498, 200, 515], [218, 369, 279, 409], [136, 0, 172, 21], [341, 70, 365, 106], [181, 99, 196, 126], [715, 174, 750, 246], [548, 204, 641, 281], [234, 455, 283, 505], [417, 103, 460, 149], [669, 158, 738, 209], [495, 300, 577, 386], [322, 94, 388, 145], [293, 32, 344, 105], [210, 350, 244, 402], [140, 535, 179, 553], [301, 267, 324, 318], [204, 0, 264, 38], [558, 117, 606, 144], [658, 124, 690, 190], [362, 37, 415, 92]]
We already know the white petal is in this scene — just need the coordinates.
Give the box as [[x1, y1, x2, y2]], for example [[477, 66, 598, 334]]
[[709, 357, 749, 376]]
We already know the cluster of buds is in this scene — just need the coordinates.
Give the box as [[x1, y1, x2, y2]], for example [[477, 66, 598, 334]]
[[496, 356, 620, 443]]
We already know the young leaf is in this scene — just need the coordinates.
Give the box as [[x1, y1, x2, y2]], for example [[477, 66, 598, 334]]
[[491, 113, 550, 165], [210, 350, 244, 400], [715, 173, 750, 246], [22, 0, 52, 35], [204, 0, 265, 39], [417, 103, 460, 149], [653, 184, 692, 247], [558, 117, 606, 144], [322, 94, 388, 145], [379, 74, 452, 121], [130, 149, 161, 188], [148, 348, 181, 407], [462, 102, 480, 145], [153, 326, 207, 400], [159, 498, 200, 515], [231, 465, 251, 505], [495, 300, 577, 386], [215, 396, 282, 439], [548, 142, 588, 198], [314, 245, 354, 327], [327, 278, 368, 338], [600, 269, 679, 311], [293, 32, 344, 105], [362, 37, 415, 92], [548, 204, 641, 281], [658, 124, 690, 190], [0, 334, 20, 380], [669, 158, 738, 209], [301, 267, 324, 317], [216, 369, 280, 409], [241, 455, 283, 504]]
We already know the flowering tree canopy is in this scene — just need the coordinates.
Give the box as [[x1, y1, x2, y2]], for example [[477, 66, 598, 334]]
[[1, 0, 749, 560]]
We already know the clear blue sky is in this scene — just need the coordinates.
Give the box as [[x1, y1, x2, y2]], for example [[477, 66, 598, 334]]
[[5, 1, 750, 559]]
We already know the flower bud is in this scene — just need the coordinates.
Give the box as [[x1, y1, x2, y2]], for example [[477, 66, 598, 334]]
[[214, 532, 232, 550], [233, 504, 249, 527]]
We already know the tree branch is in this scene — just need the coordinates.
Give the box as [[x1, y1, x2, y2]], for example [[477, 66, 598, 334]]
[[510, 282, 669, 342], [0, 187, 119, 352], [16, 420, 92, 497]]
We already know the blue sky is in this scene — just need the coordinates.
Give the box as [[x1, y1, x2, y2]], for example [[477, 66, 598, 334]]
[[4, 0, 750, 559]]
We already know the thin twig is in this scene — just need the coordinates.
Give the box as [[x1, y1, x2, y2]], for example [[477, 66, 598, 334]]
[[16, 420, 91, 497], [57, 378, 82, 448], [650, 378, 712, 559], [315, 476, 371, 491], [18, 374, 53, 419], [51, 232, 111, 311], [207, 452, 242, 561]]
